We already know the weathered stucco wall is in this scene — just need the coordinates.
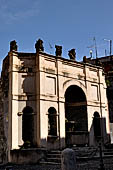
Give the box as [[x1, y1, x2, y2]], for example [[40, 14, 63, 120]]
[[37, 52, 110, 148], [0, 40, 110, 164]]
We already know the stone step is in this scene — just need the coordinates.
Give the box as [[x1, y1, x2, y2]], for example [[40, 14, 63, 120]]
[[47, 153, 61, 158], [40, 150, 62, 165], [48, 150, 61, 154], [100, 149, 113, 156], [103, 152, 113, 156], [46, 150, 62, 164], [40, 161, 61, 166], [40, 148, 113, 167], [47, 157, 61, 163], [103, 149, 113, 152]]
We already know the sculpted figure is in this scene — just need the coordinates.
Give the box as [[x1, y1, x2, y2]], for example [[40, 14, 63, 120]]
[[68, 49, 76, 60], [10, 40, 18, 51], [35, 39, 44, 52]]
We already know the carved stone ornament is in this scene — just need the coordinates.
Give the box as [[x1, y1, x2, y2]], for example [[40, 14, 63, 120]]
[[35, 39, 44, 52], [55, 45, 62, 56], [10, 40, 18, 51], [68, 49, 76, 60]]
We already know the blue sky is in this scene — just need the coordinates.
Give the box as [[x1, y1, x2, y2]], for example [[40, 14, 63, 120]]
[[0, 0, 113, 69]]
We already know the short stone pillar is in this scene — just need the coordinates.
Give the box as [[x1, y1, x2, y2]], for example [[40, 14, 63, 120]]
[[61, 148, 77, 170], [55, 45, 62, 56]]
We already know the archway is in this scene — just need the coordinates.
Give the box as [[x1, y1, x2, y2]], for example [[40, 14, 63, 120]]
[[22, 106, 34, 147], [65, 85, 88, 146]]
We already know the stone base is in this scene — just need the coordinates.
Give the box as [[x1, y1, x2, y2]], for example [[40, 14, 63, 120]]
[[10, 148, 47, 164]]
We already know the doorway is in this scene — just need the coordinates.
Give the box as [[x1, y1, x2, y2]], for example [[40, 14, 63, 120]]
[[65, 85, 88, 146]]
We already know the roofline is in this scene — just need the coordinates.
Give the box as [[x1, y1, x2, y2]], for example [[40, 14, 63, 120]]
[[3, 50, 103, 70]]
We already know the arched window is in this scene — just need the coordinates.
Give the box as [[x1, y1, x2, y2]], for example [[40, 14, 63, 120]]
[[22, 106, 34, 145], [48, 107, 57, 136]]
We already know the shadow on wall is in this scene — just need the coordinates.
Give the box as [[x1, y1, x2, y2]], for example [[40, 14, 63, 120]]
[[89, 111, 110, 147], [19, 54, 36, 100], [19, 64, 65, 150], [18, 57, 37, 147]]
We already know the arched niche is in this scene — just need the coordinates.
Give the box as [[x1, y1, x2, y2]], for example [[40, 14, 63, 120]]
[[48, 107, 57, 136], [22, 106, 34, 146]]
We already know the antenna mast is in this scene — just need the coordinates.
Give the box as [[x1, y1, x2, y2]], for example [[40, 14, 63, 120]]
[[110, 40, 112, 56], [93, 37, 98, 58], [87, 37, 98, 59], [103, 39, 112, 56]]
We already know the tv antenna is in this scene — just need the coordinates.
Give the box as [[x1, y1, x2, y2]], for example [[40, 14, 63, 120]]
[[103, 39, 112, 56], [87, 37, 98, 58], [89, 50, 93, 58], [48, 42, 53, 54]]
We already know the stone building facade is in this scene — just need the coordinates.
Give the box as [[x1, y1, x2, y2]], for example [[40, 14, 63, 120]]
[[0, 39, 110, 162]]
